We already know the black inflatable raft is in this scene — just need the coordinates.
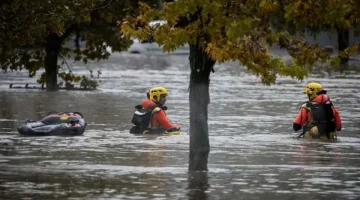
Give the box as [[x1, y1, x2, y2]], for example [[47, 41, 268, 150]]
[[18, 112, 87, 136]]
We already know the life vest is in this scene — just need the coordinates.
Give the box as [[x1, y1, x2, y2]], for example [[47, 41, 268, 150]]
[[130, 105, 164, 134], [302, 101, 336, 139]]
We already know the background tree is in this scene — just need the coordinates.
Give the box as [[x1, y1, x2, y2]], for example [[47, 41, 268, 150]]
[[0, 0, 159, 91], [275, 0, 360, 65], [121, 0, 360, 171]]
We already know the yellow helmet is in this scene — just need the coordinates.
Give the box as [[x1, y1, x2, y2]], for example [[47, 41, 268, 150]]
[[303, 82, 323, 100], [149, 86, 168, 102]]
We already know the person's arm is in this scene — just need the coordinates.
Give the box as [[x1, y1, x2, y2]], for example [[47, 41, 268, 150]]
[[293, 107, 307, 131], [333, 107, 342, 131], [155, 110, 180, 131]]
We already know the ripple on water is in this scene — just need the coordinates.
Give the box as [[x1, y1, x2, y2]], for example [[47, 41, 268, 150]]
[[0, 54, 360, 200]]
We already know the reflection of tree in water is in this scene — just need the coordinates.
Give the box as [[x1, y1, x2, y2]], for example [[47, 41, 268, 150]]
[[187, 172, 209, 200], [0, 93, 15, 119], [0, 92, 53, 121], [0, 92, 19, 131], [0, 170, 174, 199]]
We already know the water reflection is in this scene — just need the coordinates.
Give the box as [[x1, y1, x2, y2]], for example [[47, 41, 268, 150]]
[[187, 172, 209, 200], [0, 53, 360, 199]]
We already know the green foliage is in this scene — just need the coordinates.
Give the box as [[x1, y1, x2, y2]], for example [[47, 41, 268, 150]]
[[0, 0, 159, 86], [121, 0, 360, 85], [58, 72, 82, 83], [80, 75, 99, 89], [283, 0, 355, 31]]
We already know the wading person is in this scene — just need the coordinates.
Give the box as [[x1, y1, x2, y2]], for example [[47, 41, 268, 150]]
[[130, 86, 180, 134], [293, 82, 342, 140]]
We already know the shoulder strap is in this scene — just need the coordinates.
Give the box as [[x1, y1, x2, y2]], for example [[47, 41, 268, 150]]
[[301, 101, 311, 110], [145, 107, 162, 128], [152, 107, 161, 114]]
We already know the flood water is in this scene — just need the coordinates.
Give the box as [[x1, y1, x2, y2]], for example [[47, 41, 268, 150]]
[[1, 52, 360, 200]]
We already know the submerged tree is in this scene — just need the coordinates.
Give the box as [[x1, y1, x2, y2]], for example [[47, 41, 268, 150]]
[[0, 0, 159, 91], [121, 0, 360, 171]]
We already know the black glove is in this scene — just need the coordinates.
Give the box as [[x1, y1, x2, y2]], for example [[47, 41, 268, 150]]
[[293, 123, 302, 131]]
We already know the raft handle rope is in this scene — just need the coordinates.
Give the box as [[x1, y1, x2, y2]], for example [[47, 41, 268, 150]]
[[46, 111, 84, 118], [73, 112, 84, 118]]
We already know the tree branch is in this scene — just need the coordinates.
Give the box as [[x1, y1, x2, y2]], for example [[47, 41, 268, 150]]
[[52, 0, 115, 20], [59, 53, 73, 74], [60, 24, 79, 41]]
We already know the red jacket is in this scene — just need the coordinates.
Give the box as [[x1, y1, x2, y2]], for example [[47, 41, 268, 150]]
[[141, 99, 179, 130], [293, 94, 342, 131]]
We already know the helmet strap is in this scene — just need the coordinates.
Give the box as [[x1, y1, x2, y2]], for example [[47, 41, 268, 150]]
[[307, 94, 313, 101]]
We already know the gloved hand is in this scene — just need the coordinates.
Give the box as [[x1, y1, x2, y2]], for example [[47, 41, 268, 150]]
[[165, 126, 180, 135], [167, 126, 180, 132]]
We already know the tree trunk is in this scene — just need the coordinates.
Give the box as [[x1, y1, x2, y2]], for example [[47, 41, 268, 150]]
[[337, 28, 350, 66], [188, 43, 215, 172], [45, 33, 62, 91], [187, 171, 209, 200]]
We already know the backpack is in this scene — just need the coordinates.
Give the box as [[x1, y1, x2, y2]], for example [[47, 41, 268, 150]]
[[131, 105, 152, 129], [307, 101, 336, 138]]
